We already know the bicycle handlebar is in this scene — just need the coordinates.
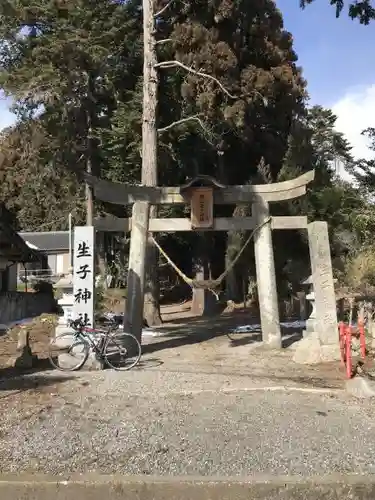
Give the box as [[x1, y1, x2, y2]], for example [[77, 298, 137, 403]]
[[68, 318, 85, 330]]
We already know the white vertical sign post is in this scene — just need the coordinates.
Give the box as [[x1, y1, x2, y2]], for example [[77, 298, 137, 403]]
[[73, 226, 95, 327]]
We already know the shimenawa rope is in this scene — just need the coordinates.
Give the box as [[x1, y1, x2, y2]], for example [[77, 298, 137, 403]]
[[150, 216, 272, 296]]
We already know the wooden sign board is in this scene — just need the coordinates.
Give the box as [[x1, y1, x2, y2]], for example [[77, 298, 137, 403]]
[[190, 187, 213, 229]]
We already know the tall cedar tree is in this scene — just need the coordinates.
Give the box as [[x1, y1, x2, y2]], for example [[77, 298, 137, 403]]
[[155, 0, 306, 184], [0, 121, 85, 230], [0, 0, 142, 228], [153, 0, 307, 304]]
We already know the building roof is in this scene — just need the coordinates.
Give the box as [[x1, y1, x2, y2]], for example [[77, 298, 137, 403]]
[[0, 210, 40, 263], [19, 231, 72, 252]]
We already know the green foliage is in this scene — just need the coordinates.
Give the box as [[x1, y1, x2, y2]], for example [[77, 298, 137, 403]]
[[343, 247, 375, 290], [0, 120, 86, 230], [0, 0, 374, 295], [273, 104, 375, 290], [0, 0, 142, 228], [300, 0, 375, 24], [0, 0, 306, 208], [155, 0, 306, 184], [33, 280, 54, 295], [350, 128, 375, 195]]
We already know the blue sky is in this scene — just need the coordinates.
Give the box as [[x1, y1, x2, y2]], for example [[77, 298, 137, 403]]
[[1, 1, 374, 161], [277, 0, 375, 106], [277, 0, 375, 165]]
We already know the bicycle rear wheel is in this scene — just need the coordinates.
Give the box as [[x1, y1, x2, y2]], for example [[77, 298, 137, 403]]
[[49, 333, 90, 371], [104, 332, 141, 371]]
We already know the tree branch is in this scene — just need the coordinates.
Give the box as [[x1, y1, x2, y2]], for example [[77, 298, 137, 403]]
[[155, 60, 239, 99], [154, 0, 175, 17], [157, 114, 206, 133], [155, 38, 173, 45], [155, 59, 266, 103]]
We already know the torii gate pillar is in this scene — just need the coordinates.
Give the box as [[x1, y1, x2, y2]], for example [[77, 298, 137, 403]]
[[253, 199, 281, 348]]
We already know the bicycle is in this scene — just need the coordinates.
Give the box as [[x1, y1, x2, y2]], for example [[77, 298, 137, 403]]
[[48, 317, 141, 371]]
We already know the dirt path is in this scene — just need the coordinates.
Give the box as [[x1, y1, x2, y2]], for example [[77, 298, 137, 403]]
[[0, 302, 345, 389]]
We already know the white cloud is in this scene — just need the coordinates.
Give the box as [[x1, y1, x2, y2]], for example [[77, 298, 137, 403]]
[[0, 97, 16, 131], [333, 84, 375, 159], [331, 83, 375, 182]]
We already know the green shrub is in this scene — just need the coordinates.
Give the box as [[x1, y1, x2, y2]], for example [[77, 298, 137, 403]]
[[344, 247, 375, 291]]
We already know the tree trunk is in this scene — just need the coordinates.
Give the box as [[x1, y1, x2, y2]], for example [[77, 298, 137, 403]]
[[225, 206, 246, 302], [85, 75, 95, 227], [85, 178, 93, 225], [85, 124, 94, 226], [225, 227, 241, 302], [141, 0, 162, 326], [97, 231, 108, 289], [225, 257, 240, 301]]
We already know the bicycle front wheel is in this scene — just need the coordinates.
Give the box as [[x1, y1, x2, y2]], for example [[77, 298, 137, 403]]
[[104, 332, 141, 371], [49, 333, 90, 371]]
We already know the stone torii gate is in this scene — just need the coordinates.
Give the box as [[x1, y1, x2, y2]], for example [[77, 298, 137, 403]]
[[87, 170, 338, 358]]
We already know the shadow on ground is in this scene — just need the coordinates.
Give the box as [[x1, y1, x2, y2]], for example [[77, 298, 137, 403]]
[[143, 312, 303, 354], [134, 358, 164, 369], [0, 358, 73, 392]]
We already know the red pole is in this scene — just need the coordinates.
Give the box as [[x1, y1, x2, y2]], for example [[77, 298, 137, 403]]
[[339, 322, 345, 365], [345, 324, 352, 379], [358, 320, 366, 359]]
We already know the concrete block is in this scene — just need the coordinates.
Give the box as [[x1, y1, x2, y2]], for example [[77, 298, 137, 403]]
[[346, 376, 375, 399]]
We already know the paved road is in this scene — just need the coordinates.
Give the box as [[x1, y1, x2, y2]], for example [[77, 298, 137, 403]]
[[1, 474, 375, 500]]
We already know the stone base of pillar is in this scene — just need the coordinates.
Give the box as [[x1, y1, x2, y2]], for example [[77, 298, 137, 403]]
[[55, 291, 74, 340], [263, 336, 282, 350], [292, 332, 341, 365], [57, 351, 105, 371], [304, 317, 316, 335]]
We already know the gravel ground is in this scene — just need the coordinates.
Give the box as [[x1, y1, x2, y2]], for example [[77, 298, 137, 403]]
[[0, 367, 374, 476], [0, 312, 367, 477]]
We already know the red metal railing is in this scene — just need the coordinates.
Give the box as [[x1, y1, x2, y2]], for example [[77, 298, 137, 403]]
[[339, 320, 366, 379]]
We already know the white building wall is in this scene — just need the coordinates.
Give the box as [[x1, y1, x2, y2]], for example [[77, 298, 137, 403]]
[[56, 253, 65, 274]]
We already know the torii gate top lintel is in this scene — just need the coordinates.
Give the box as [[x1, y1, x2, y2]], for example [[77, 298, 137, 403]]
[[84, 169, 315, 206]]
